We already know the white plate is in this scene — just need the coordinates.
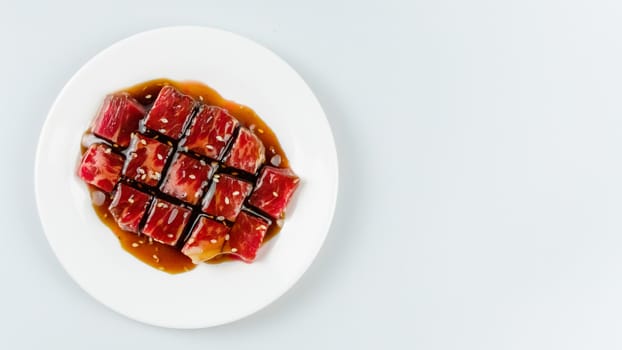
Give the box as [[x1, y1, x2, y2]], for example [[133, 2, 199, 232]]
[[34, 26, 338, 329]]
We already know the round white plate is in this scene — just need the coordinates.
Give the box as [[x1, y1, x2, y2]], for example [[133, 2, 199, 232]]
[[34, 26, 338, 329]]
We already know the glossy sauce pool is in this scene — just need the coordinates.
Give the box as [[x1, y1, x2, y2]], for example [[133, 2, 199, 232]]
[[82, 79, 289, 274]]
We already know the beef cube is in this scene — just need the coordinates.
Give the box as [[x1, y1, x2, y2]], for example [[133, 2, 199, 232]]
[[181, 105, 239, 160], [123, 133, 172, 187], [248, 166, 300, 219], [141, 199, 191, 246], [160, 153, 213, 205], [91, 93, 145, 147], [222, 211, 269, 263], [108, 184, 152, 233], [202, 174, 252, 221], [77, 143, 124, 192], [181, 216, 229, 264], [223, 127, 265, 174], [143, 85, 195, 139]]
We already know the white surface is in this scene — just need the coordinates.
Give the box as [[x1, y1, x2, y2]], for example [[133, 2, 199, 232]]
[[3, 0, 622, 348], [35, 27, 337, 329]]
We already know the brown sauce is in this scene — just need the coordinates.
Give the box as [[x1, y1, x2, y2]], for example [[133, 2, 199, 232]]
[[82, 79, 288, 274]]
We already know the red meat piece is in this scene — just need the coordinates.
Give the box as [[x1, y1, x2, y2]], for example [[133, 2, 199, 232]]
[[124, 133, 172, 187], [202, 174, 253, 221], [141, 199, 191, 246], [91, 93, 145, 147], [248, 166, 300, 219], [224, 127, 266, 174], [160, 153, 213, 205], [181, 216, 229, 263], [222, 211, 269, 263], [108, 184, 152, 233], [143, 86, 195, 139], [77, 144, 124, 193], [181, 105, 239, 160]]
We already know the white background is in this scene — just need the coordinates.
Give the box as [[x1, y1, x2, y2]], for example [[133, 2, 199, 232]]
[[2, 0, 622, 349]]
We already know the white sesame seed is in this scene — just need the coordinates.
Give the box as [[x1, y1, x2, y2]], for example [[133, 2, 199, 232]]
[[152, 254, 159, 262], [200, 159, 206, 166], [206, 144, 214, 150], [199, 96, 204, 101], [225, 234, 230, 241], [232, 191, 240, 196], [141, 174, 147, 180], [167, 234, 174, 238], [140, 139, 147, 145], [131, 242, 139, 248], [256, 225, 267, 230], [131, 152, 138, 158], [189, 174, 196, 179], [157, 154, 163, 160], [210, 239, 218, 244], [136, 167, 145, 174], [104, 147, 111, 154], [257, 128, 264, 134], [128, 195, 135, 204], [159, 129, 166, 133], [216, 216, 225, 221], [160, 118, 168, 123], [148, 237, 153, 244], [139, 240, 144, 244], [145, 94, 152, 99], [215, 135, 224, 142], [231, 248, 238, 253], [272, 191, 279, 197], [224, 197, 230, 204], [212, 177, 219, 183], [182, 146, 189, 152]]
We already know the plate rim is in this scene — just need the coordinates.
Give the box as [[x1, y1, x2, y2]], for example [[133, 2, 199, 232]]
[[34, 25, 339, 328]]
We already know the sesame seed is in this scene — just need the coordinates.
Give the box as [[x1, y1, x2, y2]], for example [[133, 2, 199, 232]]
[[206, 144, 214, 150], [131, 153, 138, 158], [145, 94, 152, 99], [257, 128, 264, 134], [160, 118, 168, 123], [232, 191, 240, 196], [140, 139, 147, 145], [216, 135, 224, 142], [131, 242, 139, 248], [273, 191, 279, 197], [148, 237, 153, 244], [200, 159, 206, 166], [182, 146, 189, 152], [216, 216, 225, 221], [157, 154, 163, 160], [225, 234, 230, 241], [224, 197, 230, 204], [136, 167, 145, 174], [212, 177, 219, 183], [199, 96, 204, 101], [128, 195, 135, 204], [167, 234, 174, 238], [152, 254, 159, 262], [104, 147, 111, 154], [231, 248, 238, 253], [210, 239, 218, 244], [139, 240, 144, 244], [141, 174, 147, 180], [189, 174, 196, 179], [256, 225, 267, 230], [159, 129, 166, 133]]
